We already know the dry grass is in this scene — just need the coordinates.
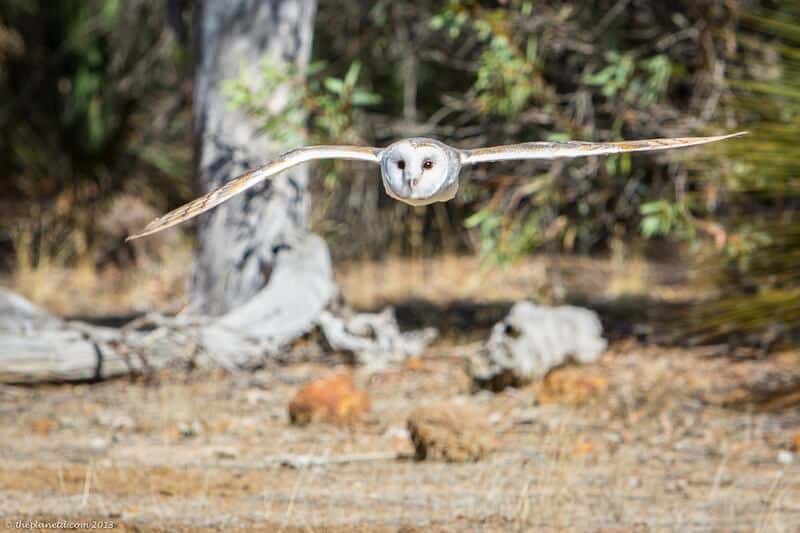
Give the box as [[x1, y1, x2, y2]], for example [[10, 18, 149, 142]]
[[4, 231, 691, 319], [335, 252, 699, 311], [0, 255, 798, 530], [2, 231, 192, 317], [0, 348, 798, 531]]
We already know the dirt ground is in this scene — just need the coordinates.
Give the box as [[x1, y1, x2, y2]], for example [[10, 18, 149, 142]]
[[1, 255, 799, 531]]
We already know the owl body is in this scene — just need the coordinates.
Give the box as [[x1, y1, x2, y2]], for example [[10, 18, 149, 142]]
[[127, 132, 745, 240], [379, 137, 462, 206]]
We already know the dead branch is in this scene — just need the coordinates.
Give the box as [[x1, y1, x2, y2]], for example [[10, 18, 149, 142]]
[[262, 451, 399, 469]]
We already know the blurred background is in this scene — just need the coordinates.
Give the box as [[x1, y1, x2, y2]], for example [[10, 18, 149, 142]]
[[0, 0, 797, 342], [2, 2, 800, 529]]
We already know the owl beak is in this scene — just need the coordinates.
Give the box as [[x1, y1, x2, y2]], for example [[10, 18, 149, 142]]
[[403, 170, 419, 191]]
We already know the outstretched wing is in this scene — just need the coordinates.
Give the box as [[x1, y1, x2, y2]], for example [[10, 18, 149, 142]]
[[460, 132, 747, 165], [127, 145, 381, 240]]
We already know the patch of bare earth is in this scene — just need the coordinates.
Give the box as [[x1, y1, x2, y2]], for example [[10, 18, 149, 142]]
[[0, 255, 798, 530], [2, 346, 798, 531]]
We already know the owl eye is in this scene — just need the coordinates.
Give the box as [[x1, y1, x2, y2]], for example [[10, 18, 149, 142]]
[[422, 160, 433, 170], [396, 160, 405, 170]]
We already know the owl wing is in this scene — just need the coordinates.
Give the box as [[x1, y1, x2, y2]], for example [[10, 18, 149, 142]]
[[460, 132, 747, 165], [127, 145, 381, 240]]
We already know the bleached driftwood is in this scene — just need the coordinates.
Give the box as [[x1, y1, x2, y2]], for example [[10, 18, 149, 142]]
[[470, 301, 607, 388], [0, 292, 209, 383], [318, 307, 438, 369], [0, 240, 436, 383], [195, 233, 436, 370], [0, 288, 60, 333], [0, 302, 178, 383]]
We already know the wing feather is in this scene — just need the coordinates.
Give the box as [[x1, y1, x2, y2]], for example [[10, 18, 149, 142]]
[[127, 145, 381, 240], [461, 132, 747, 165]]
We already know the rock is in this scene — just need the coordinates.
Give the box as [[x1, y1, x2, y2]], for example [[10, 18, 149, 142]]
[[31, 417, 55, 436], [572, 438, 598, 455], [538, 366, 608, 406], [777, 450, 794, 465], [95, 412, 135, 431], [214, 448, 238, 460], [384, 425, 415, 455], [88, 437, 109, 450], [177, 421, 202, 438], [406, 402, 493, 462], [699, 360, 800, 410], [288, 371, 370, 426], [793, 431, 800, 452], [470, 301, 607, 390], [244, 389, 272, 405]]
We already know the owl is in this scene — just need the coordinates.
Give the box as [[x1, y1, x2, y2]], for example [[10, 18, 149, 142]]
[[128, 132, 745, 240]]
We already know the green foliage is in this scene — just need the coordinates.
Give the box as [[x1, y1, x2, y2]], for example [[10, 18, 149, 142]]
[[433, 1, 545, 117], [4, 0, 796, 341], [639, 200, 694, 240], [3, 0, 799, 346], [474, 35, 541, 116], [223, 58, 381, 147], [304, 0, 762, 260], [584, 52, 672, 107], [221, 56, 383, 204], [671, 2, 800, 345], [465, 205, 547, 264]]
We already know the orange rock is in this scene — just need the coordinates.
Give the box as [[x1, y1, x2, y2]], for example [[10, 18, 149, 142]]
[[31, 417, 54, 436], [288, 371, 370, 426], [572, 438, 597, 455], [407, 402, 494, 462], [404, 356, 424, 371], [792, 430, 800, 452], [538, 366, 607, 406]]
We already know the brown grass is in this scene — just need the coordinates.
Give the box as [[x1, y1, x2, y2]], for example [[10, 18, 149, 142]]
[[2, 233, 192, 317], [0, 348, 798, 531], [0, 255, 798, 530]]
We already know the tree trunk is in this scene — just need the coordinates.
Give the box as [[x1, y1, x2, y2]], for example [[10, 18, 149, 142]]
[[0, 0, 439, 384], [191, 0, 320, 315]]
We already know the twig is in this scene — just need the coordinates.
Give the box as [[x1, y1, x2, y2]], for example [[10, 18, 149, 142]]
[[591, 0, 631, 39], [262, 451, 399, 469]]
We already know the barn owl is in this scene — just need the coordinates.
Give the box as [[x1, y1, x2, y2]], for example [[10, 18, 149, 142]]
[[127, 132, 745, 240]]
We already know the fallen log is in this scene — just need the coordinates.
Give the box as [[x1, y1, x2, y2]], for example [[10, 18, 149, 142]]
[[0, 245, 437, 384], [0, 295, 184, 383]]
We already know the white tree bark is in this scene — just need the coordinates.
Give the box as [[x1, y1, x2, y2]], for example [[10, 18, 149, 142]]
[[191, 0, 319, 315]]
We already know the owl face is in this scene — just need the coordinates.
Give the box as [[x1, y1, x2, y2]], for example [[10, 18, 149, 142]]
[[379, 138, 461, 206]]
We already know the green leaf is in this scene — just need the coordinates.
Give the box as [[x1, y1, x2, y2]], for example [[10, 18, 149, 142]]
[[306, 61, 327, 76], [620, 153, 631, 175], [525, 38, 538, 62], [465, 208, 496, 228], [351, 90, 381, 106], [584, 66, 615, 86], [640, 201, 666, 215], [324, 77, 345, 95], [344, 61, 362, 88], [641, 216, 662, 238]]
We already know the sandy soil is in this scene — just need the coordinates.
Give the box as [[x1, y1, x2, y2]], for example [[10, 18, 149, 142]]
[[1, 256, 799, 531], [2, 345, 799, 532]]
